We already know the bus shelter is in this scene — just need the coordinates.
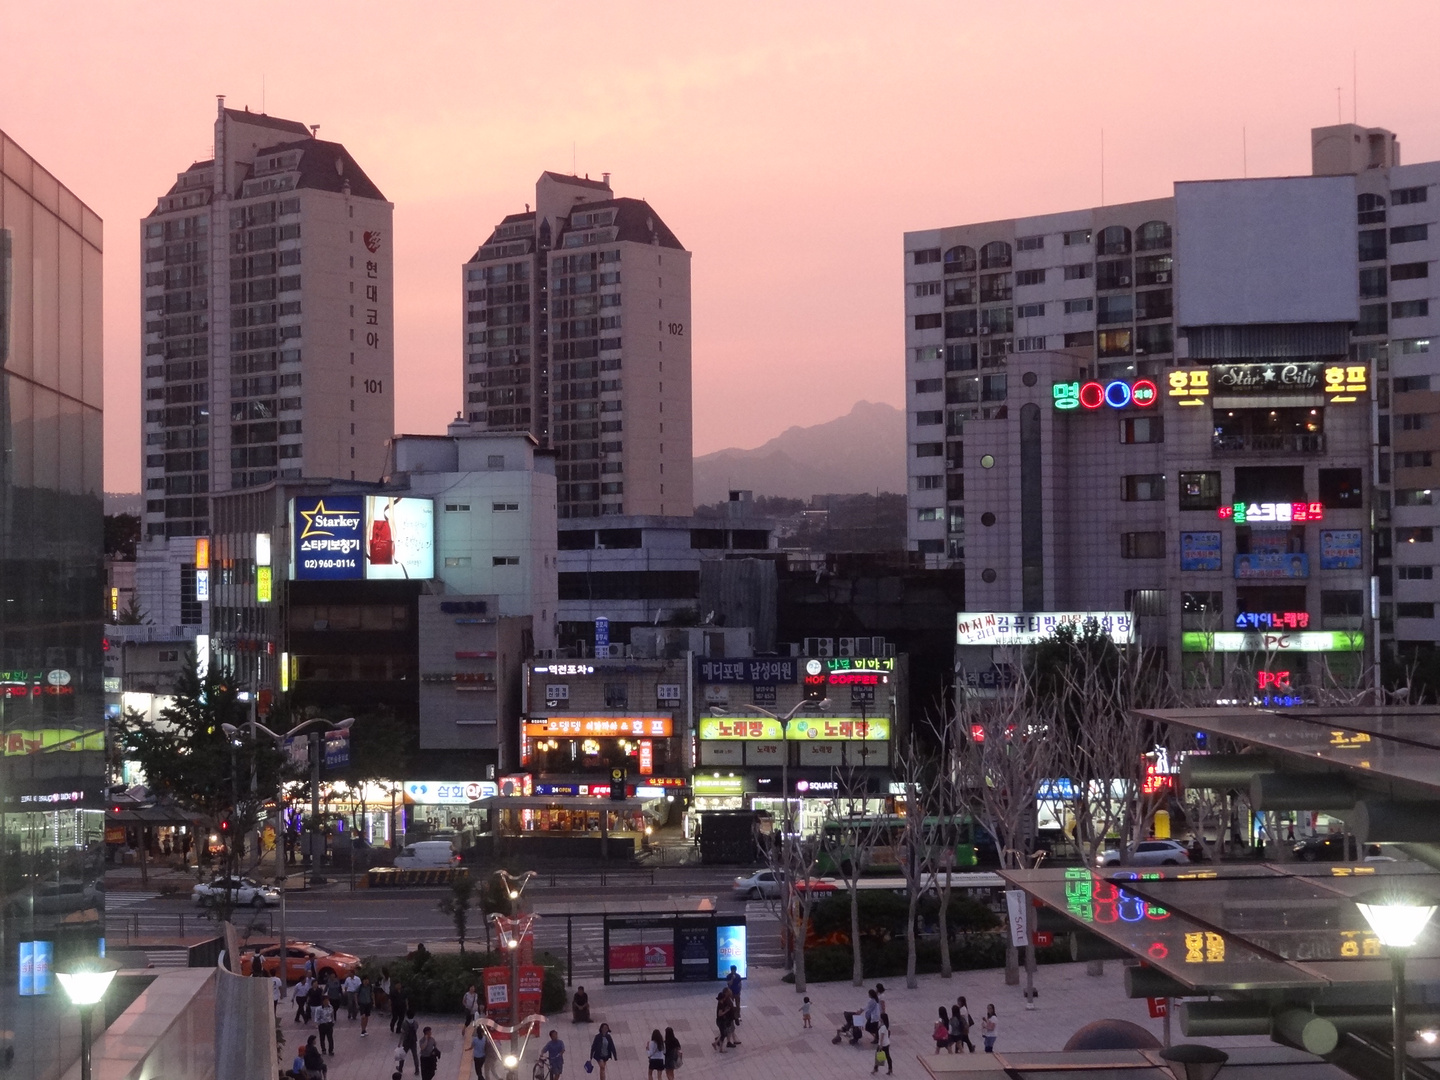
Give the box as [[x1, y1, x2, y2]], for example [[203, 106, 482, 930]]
[[531, 899, 744, 986]]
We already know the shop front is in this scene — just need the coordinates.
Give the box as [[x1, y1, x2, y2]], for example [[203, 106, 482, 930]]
[[523, 715, 685, 789], [402, 779, 499, 847], [473, 794, 655, 860]]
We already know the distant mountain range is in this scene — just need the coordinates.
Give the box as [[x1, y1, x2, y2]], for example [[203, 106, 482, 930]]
[[693, 400, 906, 505]]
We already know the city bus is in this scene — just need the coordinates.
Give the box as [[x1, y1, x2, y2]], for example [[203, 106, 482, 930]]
[[813, 815, 999, 876]]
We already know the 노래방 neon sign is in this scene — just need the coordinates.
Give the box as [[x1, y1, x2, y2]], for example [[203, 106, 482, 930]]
[[1053, 379, 1158, 411]]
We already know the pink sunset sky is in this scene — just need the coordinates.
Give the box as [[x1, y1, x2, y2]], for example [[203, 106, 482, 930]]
[[5, 1, 1440, 494]]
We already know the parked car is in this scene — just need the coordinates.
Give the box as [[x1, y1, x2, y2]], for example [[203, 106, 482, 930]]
[[393, 840, 459, 868], [1096, 840, 1191, 867], [238, 941, 361, 982], [5, 879, 104, 917], [191, 876, 280, 908], [1291, 834, 1381, 862], [732, 869, 785, 899]]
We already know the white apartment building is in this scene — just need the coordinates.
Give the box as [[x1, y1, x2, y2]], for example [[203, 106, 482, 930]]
[[907, 123, 1440, 677], [140, 99, 395, 543], [462, 172, 692, 520]]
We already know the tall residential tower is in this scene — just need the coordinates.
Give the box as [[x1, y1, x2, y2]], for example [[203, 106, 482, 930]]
[[462, 172, 692, 519], [140, 99, 394, 543]]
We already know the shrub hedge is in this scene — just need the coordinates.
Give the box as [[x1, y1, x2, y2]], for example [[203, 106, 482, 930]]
[[799, 934, 1071, 982], [360, 948, 567, 1015]]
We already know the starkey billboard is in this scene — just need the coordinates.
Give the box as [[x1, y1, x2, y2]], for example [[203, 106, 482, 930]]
[[291, 495, 435, 581]]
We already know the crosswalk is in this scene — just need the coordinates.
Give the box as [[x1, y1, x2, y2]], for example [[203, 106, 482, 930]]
[[103, 890, 161, 910]]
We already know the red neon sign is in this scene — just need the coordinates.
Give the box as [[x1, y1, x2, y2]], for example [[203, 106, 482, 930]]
[[1257, 671, 1291, 691]]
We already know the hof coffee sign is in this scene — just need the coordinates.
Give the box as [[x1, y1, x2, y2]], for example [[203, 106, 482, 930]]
[[1210, 362, 1323, 394]]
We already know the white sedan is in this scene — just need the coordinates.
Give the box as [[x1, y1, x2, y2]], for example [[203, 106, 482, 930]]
[[1095, 840, 1191, 868], [733, 869, 786, 899], [192, 876, 280, 908]]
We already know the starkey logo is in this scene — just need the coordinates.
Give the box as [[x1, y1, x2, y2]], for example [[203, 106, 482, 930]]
[[298, 499, 361, 541]]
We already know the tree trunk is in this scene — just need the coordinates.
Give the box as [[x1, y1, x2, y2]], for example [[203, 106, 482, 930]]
[[1005, 941, 1019, 985], [938, 870, 953, 978], [1087, 959, 1105, 977], [850, 887, 864, 986], [793, 907, 808, 993], [904, 889, 919, 989]]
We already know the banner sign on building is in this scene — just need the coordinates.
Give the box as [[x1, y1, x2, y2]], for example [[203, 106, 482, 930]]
[[363, 496, 434, 579], [785, 716, 890, 741], [324, 729, 350, 769], [1210, 362, 1324, 394], [698, 717, 784, 741], [1181, 631, 1364, 653], [956, 612, 1134, 645], [1320, 529, 1363, 570], [292, 495, 434, 580], [404, 780, 499, 804], [523, 716, 673, 738], [1234, 553, 1309, 579], [0, 729, 103, 755], [1180, 532, 1222, 571], [696, 658, 797, 684]]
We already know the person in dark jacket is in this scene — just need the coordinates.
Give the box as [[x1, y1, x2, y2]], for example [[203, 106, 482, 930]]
[[589, 1024, 618, 1080], [303, 1035, 327, 1077]]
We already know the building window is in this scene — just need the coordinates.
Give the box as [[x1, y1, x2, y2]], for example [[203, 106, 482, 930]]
[[493, 502, 520, 512], [980, 241, 1012, 269], [1120, 416, 1163, 444], [1016, 236, 1044, 251], [915, 475, 943, 490], [917, 507, 942, 521], [1359, 229, 1387, 262], [1357, 192, 1388, 224], [912, 248, 942, 265], [1393, 300, 1430, 319], [1396, 488, 1434, 506], [1357, 303, 1388, 336], [1063, 229, 1092, 247], [1096, 226, 1132, 256], [945, 309, 977, 338], [487, 454, 505, 469], [915, 442, 943, 458], [604, 683, 629, 708], [1391, 224, 1429, 244], [1015, 336, 1046, 352], [1134, 323, 1174, 354], [1318, 468, 1364, 508], [1395, 375, 1432, 393], [1015, 269, 1046, 287], [444, 503, 471, 512], [444, 557, 473, 567], [1397, 602, 1436, 620], [1397, 452, 1434, 468], [1121, 531, 1166, 559], [1181, 591, 1224, 630], [1398, 565, 1434, 579], [1397, 527, 1435, 544], [1097, 294, 1133, 324], [493, 555, 520, 565], [1359, 266, 1389, 298], [1126, 589, 1167, 616], [1134, 221, 1172, 251], [1064, 331, 1095, 348], [914, 313, 942, 330], [1017, 303, 1045, 318], [1063, 298, 1094, 314], [915, 410, 943, 425], [913, 281, 941, 297], [943, 246, 977, 273], [981, 374, 1007, 401], [1394, 186, 1429, 205], [1122, 474, 1165, 501], [1098, 329, 1133, 357], [915, 378, 942, 394], [1178, 471, 1221, 510], [1392, 262, 1429, 281]]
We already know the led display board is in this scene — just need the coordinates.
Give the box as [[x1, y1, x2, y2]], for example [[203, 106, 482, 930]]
[[292, 495, 434, 580], [1053, 378, 1158, 411], [523, 716, 674, 738], [1217, 502, 1323, 523], [1180, 631, 1363, 652], [957, 612, 1134, 645]]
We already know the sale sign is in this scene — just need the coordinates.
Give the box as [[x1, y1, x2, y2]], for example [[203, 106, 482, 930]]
[[1147, 997, 1169, 1019]]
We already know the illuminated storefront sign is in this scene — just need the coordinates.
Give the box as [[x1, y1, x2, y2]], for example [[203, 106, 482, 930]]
[[1256, 671, 1292, 691], [1053, 378, 1158, 411], [196, 569, 210, 601], [1217, 502, 1324, 523], [523, 716, 674, 738], [785, 717, 890, 741], [697, 659, 797, 684], [826, 671, 885, 686], [403, 781, 499, 804], [1235, 612, 1309, 630], [256, 566, 273, 604], [957, 611, 1134, 645], [825, 657, 896, 672], [1235, 553, 1309, 579], [1324, 364, 1369, 402], [1211, 362, 1323, 393], [1167, 369, 1211, 405], [699, 717, 784, 741], [1165, 364, 1367, 405], [291, 495, 434, 580], [694, 776, 745, 797], [1181, 631, 1364, 652], [2, 730, 103, 755], [533, 663, 596, 676]]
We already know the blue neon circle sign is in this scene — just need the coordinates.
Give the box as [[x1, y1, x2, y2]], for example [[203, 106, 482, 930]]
[[1104, 380, 1132, 408]]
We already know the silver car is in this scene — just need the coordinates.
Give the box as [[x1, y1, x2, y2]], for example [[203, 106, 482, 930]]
[[192, 876, 280, 908], [732, 869, 785, 899], [1096, 840, 1191, 868]]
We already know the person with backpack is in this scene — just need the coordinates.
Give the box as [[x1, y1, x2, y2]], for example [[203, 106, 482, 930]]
[[400, 1009, 420, 1074], [418, 1026, 442, 1080], [589, 1023, 618, 1080]]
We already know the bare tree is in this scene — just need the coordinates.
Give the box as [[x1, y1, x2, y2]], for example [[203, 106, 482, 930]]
[[820, 765, 887, 986], [894, 739, 934, 990], [754, 811, 824, 993]]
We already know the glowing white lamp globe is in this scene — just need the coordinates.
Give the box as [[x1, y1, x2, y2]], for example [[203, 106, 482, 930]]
[[56, 961, 118, 1006], [1355, 892, 1438, 949]]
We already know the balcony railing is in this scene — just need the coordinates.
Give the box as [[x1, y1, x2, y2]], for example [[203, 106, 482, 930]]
[[1212, 432, 1327, 454]]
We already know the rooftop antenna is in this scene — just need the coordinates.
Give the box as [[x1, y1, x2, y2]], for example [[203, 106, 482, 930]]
[[309, 125, 319, 138], [1352, 50, 1357, 124], [262, 74, 265, 114], [1336, 87, 1342, 124], [1243, 126, 1248, 178], [1100, 128, 1105, 206], [573, 141, 577, 174]]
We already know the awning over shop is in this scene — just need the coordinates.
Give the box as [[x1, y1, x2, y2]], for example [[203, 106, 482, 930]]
[[470, 795, 650, 812]]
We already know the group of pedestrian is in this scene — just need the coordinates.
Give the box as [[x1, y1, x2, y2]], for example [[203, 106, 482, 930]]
[[708, 965, 743, 1051], [278, 959, 370, 1077], [833, 982, 888, 1049], [931, 997, 997, 1055]]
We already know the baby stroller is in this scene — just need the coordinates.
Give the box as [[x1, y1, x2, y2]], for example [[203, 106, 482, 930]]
[[832, 1011, 865, 1046]]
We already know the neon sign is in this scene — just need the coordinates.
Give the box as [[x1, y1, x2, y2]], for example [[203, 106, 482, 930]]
[[1217, 502, 1324, 523], [1181, 631, 1364, 653], [1168, 369, 1211, 405], [1324, 364, 1368, 402], [1053, 378, 1158, 411], [1062, 868, 1170, 925], [1236, 612, 1309, 630], [1257, 671, 1291, 691]]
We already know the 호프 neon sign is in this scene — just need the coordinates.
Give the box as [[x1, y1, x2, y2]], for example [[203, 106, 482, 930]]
[[1217, 502, 1324, 524], [1053, 378, 1158, 411]]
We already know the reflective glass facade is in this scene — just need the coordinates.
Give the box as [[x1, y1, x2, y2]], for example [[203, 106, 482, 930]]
[[0, 129, 106, 1079]]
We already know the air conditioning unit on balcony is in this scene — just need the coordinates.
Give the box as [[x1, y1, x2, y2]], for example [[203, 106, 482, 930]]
[[1119, 276, 1131, 285], [1155, 272, 1170, 283], [979, 327, 992, 335], [839, 637, 857, 657]]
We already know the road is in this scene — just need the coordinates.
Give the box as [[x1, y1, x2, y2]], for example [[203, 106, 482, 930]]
[[105, 865, 787, 976]]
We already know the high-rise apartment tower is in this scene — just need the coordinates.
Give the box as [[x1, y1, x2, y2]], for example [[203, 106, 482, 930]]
[[140, 99, 394, 541], [462, 172, 692, 519]]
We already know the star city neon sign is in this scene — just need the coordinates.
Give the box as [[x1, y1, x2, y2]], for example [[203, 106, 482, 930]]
[[1053, 378, 1158, 411]]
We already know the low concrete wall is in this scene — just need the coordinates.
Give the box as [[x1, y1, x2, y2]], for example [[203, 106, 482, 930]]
[[63, 967, 216, 1080], [215, 968, 275, 1080]]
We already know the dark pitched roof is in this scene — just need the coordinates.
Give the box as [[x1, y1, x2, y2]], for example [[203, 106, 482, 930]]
[[468, 212, 538, 261], [223, 108, 312, 137], [540, 171, 612, 191], [254, 139, 386, 201], [558, 197, 685, 251]]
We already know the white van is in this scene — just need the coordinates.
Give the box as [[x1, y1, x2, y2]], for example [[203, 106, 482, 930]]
[[393, 840, 458, 869]]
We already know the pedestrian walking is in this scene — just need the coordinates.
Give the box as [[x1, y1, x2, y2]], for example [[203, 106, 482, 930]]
[[725, 965, 743, 1025], [393, 1043, 408, 1079], [981, 1005, 997, 1053], [712, 988, 738, 1051], [357, 977, 374, 1036], [462, 984, 479, 1031], [663, 1027, 682, 1080], [933, 1007, 952, 1054], [953, 998, 975, 1053], [343, 972, 361, 1020], [389, 981, 407, 1034], [271, 974, 284, 1016], [472, 1027, 488, 1079], [862, 990, 880, 1043], [401, 1010, 420, 1074], [589, 1023, 618, 1080], [646, 1029, 666, 1080], [315, 997, 336, 1055], [293, 976, 313, 1025], [871, 1014, 892, 1076], [418, 1026, 442, 1080], [801, 996, 812, 1029], [306, 979, 324, 1027], [542, 1030, 566, 1079]]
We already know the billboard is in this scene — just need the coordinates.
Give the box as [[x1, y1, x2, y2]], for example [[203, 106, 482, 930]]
[[1320, 530, 1363, 570], [1234, 553, 1309, 579], [956, 612, 1134, 645], [1181, 631, 1364, 653], [292, 495, 434, 580], [1180, 532, 1222, 571]]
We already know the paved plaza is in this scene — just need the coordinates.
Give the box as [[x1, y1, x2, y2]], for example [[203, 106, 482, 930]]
[[276, 960, 1272, 1080]]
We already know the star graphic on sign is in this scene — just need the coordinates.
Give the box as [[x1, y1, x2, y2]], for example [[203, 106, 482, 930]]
[[1262, 367, 1276, 381], [298, 499, 360, 540]]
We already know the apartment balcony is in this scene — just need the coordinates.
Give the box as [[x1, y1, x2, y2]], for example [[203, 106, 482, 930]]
[[1212, 432, 1327, 455]]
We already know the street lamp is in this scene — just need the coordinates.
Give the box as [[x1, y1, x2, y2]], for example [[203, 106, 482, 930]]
[[1355, 889, 1438, 1080], [56, 957, 119, 1080], [1157, 1044, 1228, 1080], [224, 715, 354, 993], [491, 869, 538, 1030]]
